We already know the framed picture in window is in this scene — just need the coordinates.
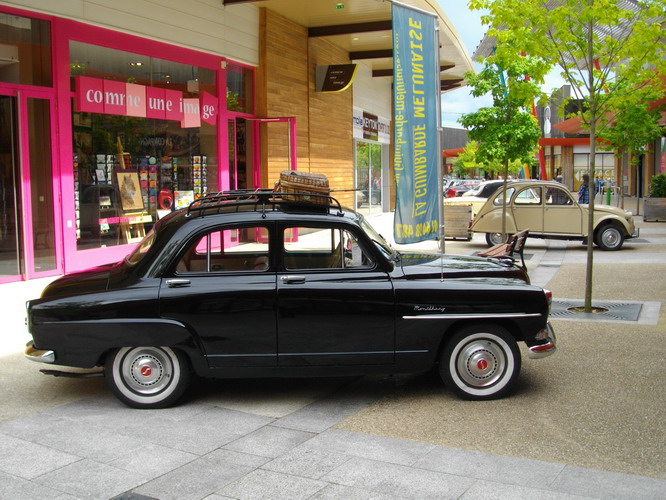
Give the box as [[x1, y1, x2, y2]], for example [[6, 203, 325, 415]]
[[117, 172, 144, 211]]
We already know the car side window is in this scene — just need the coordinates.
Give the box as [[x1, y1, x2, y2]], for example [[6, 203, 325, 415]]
[[493, 187, 515, 206], [546, 187, 573, 206], [283, 226, 373, 270], [176, 226, 270, 273], [515, 187, 542, 205]]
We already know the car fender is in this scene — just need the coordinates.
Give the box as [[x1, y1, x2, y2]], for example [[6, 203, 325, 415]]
[[470, 206, 518, 234], [30, 318, 206, 371], [593, 213, 632, 235]]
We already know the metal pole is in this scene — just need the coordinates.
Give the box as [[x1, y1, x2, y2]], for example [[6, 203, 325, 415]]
[[434, 18, 444, 253]]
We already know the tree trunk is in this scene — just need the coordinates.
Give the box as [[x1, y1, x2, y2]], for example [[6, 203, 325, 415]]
[[584, 18, 596, 313]]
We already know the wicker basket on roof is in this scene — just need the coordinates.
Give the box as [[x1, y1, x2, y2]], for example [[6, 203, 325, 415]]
[[277, 170, 330, 205]]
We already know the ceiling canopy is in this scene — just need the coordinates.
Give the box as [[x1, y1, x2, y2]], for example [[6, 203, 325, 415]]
[[224, 0, 474, 92]]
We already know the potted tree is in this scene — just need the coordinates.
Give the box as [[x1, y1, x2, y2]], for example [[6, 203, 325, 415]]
[[644, 173, 666, 222]]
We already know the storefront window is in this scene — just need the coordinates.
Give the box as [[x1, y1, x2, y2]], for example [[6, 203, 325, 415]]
[[0, 13, 51, 86], [573, 152, 615, 191], [226, 63, 253, 114], [355, 141, 383, 216], [70, 42, 218, 251]]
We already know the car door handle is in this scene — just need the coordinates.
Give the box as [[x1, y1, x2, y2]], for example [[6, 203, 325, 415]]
[[166, 279, 191, 288], [280, 275, 306, 284]]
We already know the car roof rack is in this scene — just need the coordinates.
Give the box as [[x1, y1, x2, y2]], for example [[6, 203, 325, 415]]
[[186, 189, 344, 218]]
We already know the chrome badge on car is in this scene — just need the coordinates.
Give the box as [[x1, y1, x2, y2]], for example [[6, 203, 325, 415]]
[[413, 305, 447, 313]]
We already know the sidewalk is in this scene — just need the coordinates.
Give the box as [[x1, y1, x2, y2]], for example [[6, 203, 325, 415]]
[[0, 204, 664, 499]]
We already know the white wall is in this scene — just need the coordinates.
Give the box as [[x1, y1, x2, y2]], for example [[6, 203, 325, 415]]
[[3, 0, 260, 65], [352, 61, 391, 119]]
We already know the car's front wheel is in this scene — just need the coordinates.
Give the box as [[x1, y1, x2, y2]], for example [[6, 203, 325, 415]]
[[486, 232, 510, 246], [105, 346, 189, 409], [439, 324, 521, 400], [595, 224, 625, 251]]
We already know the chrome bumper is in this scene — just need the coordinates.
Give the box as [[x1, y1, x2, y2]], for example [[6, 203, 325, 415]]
[[528, 322, 557, 359], [24, 341, 55, 364], [631, 227, 640, 238]]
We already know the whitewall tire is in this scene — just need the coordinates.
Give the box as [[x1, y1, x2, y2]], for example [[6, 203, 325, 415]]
[[440, 324, 521, 400], [105, 346, 189, 409]]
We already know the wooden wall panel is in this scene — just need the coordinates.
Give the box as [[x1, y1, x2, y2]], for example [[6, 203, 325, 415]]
[[308, 38, 354, 208], [258, 9, 354, 207], [261, 9, 310, 188]]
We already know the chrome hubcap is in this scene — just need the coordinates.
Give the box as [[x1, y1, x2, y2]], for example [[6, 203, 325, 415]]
[[121, 348, 173, 395], [489, 233, 505, 245], [457, 340, 506, 387], [602, 229, 620, 247]]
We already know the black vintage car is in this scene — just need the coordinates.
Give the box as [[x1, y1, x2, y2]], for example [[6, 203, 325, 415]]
[[25, 190, 556, 408]]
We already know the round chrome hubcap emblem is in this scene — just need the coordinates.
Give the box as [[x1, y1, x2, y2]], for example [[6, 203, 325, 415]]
[[130, 355, 163, 387], [456, 339, 507, 388]]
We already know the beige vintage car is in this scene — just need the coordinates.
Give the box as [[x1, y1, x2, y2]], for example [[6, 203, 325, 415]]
[[443, 180, 505, 216], [470, 180, 638, 250]]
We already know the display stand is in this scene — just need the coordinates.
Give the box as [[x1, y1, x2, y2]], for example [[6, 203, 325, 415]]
[[119, 212, 152, 244]]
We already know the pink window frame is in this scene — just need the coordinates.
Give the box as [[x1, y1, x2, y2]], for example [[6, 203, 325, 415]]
[[52, 18, 233, 273], [0, 6, 62, 283]]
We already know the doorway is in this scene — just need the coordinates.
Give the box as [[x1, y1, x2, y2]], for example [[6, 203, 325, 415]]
[[0, 92, 59, 282], [355, 141, 383, 216], [227, 116, 297, 191], [227, 118, 253, 190]]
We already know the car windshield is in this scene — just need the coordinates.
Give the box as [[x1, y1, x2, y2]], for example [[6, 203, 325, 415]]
[[126, 229, 156, 266], [359, 216, 398, 261]]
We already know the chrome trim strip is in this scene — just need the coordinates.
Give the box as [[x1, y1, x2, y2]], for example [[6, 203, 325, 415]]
[[208, 353, 275, 358], [279, 350, 393, 357], [210, 350, 429, 358], [24, 341, 55, 364], [402, 312, 543, 320]]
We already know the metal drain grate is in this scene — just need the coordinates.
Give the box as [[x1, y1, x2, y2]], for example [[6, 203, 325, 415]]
[[551, 299, 643, 321]]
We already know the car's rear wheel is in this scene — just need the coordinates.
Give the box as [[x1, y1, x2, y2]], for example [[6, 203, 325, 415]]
[[595, 224, 625, 251], [486, 232, 510, 246], [439, 324, 521, 400], [105, 346, 189, 409]]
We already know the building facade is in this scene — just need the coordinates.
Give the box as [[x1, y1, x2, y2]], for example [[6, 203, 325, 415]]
[[0, 0, 472, 283]]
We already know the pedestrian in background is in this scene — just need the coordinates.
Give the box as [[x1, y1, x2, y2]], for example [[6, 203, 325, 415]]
[[579, 174, 590, 204]]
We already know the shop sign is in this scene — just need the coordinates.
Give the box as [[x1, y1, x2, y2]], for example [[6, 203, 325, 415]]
[[353, 108, 390, 145], [315, 64, 357, 93], [75, 76, 218, 128]]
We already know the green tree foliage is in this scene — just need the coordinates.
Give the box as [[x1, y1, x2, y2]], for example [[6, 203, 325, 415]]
[[459, 60, 544, 236], [597, 84, 666, 166], [452, 141, 526, 178], [470, 0, 666, 311]]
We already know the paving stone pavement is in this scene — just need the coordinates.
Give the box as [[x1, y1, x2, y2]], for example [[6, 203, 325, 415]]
[[1, 202, 665, 499]]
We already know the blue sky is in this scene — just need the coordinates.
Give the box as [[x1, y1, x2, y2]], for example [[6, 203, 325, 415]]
[[437, 0, 567, 128], [437, 0, 490, 128]]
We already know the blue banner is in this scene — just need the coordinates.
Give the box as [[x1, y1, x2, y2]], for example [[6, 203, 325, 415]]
[[392, 3, 440, 244]]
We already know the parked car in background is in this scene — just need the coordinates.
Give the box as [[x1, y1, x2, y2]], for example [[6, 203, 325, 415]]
[[470, 180, 638, 249], [444, 180, 505, 216], [445, 179, 481, 198], [25, 189, 556, 408]]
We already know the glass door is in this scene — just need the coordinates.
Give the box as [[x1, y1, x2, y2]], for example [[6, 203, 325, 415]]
[[0, 92, 59, 282], [227, 117, 252, 191], [0, 95, 21, 278], [355, 141, 383, 216]]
